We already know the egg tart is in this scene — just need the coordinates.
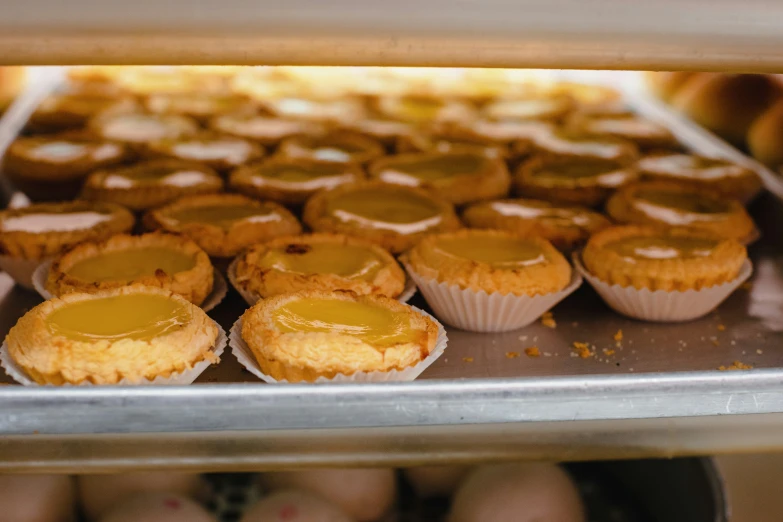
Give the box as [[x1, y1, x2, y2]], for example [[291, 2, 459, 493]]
[[371, 96, 476, 124], [240, 290, 438, 382], [462, 198, 611, 251], [526, 127, 639, 163], [404, 229, 571, 296], [81, 159, 224, 211], [144, 132, 265, 173], [88, 112, 199, 147], [367, 151, 510, 205], [209, 113, 322, 146], [277, 131, 386, 164], [547, 82, 622, 108], [396, 130, 509, 159], [145, 92, 257, 123], [0, 200, 134, 270], [340, 119, 417, 147], [582, 225, 747, 291], [115, 67, 227, 95], [144, 193, 302, 258], [515, 156, 638, 207], [481, 94, 575, 122], [29, 92, 137, 132], [567, 113, 679, 150], [303, 181, 461, 254], [4, 134, 132, 201], [5, 285, 219, 385], [46, 232, 213, 306], [636, 153, 761, 203], [262, 96, 366, 123], [606, 181, 757, 242], [229, 157, 365, 206], [233, 233, 406, 300]]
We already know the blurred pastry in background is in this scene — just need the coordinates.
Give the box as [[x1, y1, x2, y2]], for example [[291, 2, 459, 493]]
[[370, 95, 476, 125], [99, 493, 216, 522], [481, 93, 575, 122], [748, 98, 783, 169], [277, 130, 385, 165], [30, 92, 137, 132], [88, 112, 199, 147], [670, 73, 782, 147], [240, 490, 354, 522], [78, 472, 206, 520], [566, 112, 679, 151], [262, 468, 396, 522], [145, 92, 258, 124], [449, 463, 585, 522], [144, 132, 265, 174], [643, 71, 697, 102], [209, 113, 321, 147], [0, 474, 76, 522], [0, 66, 25, 112], [262, 95, 366, 124], [404, 466, 472, 498]]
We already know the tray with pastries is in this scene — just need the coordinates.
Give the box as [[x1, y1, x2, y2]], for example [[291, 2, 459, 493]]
[[0, 66, 781, 465]]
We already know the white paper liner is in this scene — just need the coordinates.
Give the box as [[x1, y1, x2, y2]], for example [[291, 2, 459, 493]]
[[404, 264, 583, 333], [0, 320, 226, 386], [32, 260, 228, 312], [229, 306, 447, 383], [573, 252, 753, 322], [227, 256, 417, 307], [0, 255, 46, 290]]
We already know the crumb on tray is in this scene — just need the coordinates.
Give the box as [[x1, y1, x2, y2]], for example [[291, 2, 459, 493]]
[[613, 329, 623, 342], [462, 357, 474, 363], [540, 312, 556, 329], [717, 324, 726, 331], [718, 361, 754, 371], [524, 347, 540, 358], [572, 342, 594, 359], [505, 351, 521, 359]]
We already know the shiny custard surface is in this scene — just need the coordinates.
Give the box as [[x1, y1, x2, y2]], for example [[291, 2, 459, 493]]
[[605, 236, 720, 260], [257, 243, 385, 280], [326, 187, 443, 232], [434, 235, 547, 267], [169, 204, 280, 230], [66, 248, 196, 282], [1, 210, 112, 233], [378, 154, 485, 183]]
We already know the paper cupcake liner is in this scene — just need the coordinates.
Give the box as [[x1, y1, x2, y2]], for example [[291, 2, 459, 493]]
[[573, 252, 753, 322], [228, 305, 447, 383], [0, 321, 226, 386], [227, 256, 417, 307], [0, 255, 46, 290], [32, 260, 228, 313], [404, 264, 583, 333]]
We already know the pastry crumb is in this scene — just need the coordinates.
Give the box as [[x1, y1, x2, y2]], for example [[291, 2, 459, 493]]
[[572, 342, 593, 359], [757, 349, 764, 355], [613, 329, 623, 342], [540, 312, 556, 328], [603, 348, 616, 356], [462, 357, 474, 363], [717, 324, 726, 331], [524, 347, 540, 358], [719, 361, 753, 371], [506, 351, 521, 359], [711, 339, 720, 347]]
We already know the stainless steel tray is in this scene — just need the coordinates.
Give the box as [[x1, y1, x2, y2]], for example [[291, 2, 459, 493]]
[[1, 70, 782, 472]]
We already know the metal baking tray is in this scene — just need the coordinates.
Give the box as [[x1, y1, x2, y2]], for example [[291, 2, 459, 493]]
[[0, 69, 782, 472]]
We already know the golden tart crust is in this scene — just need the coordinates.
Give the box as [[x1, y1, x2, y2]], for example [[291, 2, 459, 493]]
[[481, 94, 575, 122], [277, 131, 386, 164], [404, 229, 571, 296], [566, 113, 680, 150], [582, 225, 747, 291], [144, 92, 257, 123], [241, 290, 438, 382], [303, 181, 462, 254], [526, 127, 639, 163], [29, 92, 137, 131], [396, 130, 509, 159], [209, 113, 322, 146], [367, 151, 511, 205], [0, 201, 134, 261], [233, 233, 406, 299], [462, 198, 611, 251], [81, 159, 224, 211], [605, 181, 757, 242], [144, 132, 265, 173], [4, 134, 132, 201], [636, 153, 761, 203], [230, 157, 365, 206], [515, 156, 638, 207], [6, 285, 219, 385], [143, 193, 302, 258], [370, 95, 477, 124], [46, 232, 214, 306], [88, 112, 199, 146]]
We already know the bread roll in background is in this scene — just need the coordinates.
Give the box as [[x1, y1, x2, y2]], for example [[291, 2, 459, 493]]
[[261, 468, 396, 522], [644, 71, 697, 102], [240, 490, 356, 522], [403, 466, 471, 497], [670, 73, 782, 146], [99, 493, 215, 522], [449, 463, 585, 522], [0, 67, 26, 112], [78, 472, 206, 521], [0, 474, 76, 522], [748, 98, 783, 169]]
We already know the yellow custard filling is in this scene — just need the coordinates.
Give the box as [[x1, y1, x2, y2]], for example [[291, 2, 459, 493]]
[[391, 97, 444, 122], [258, 243, 386, 280], [66, 247, 196, 282], [27, 141, 88, 161], [533, 162, 618, 180], [634, 189, 730, 216], [46, 294, 190, 342], [377, 154, 485, 183], [103, 165, 212, 188], [273, 297, 416, 346], [170, 204, 279, 229], [641, 154, 742, 180], [256, 163, 346, 183], [171, 140, 252, 162], [434, 235, 547, 267], [1, 210, 112, 233], [606, 236, 719, 260], [327, 188, 443, 232], [489, 201, 596, 228]]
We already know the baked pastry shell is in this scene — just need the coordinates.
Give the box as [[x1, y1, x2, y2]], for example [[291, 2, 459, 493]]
[[230, 233, 407, 301], [45, 232, 214, 306], [233, 291, 444, 383], [2, 285, 223, 385], [143, 132, 265, 173], [276, 130, 386, 165], [143, 193, 302, 258], [302, 181, 462, 254]]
